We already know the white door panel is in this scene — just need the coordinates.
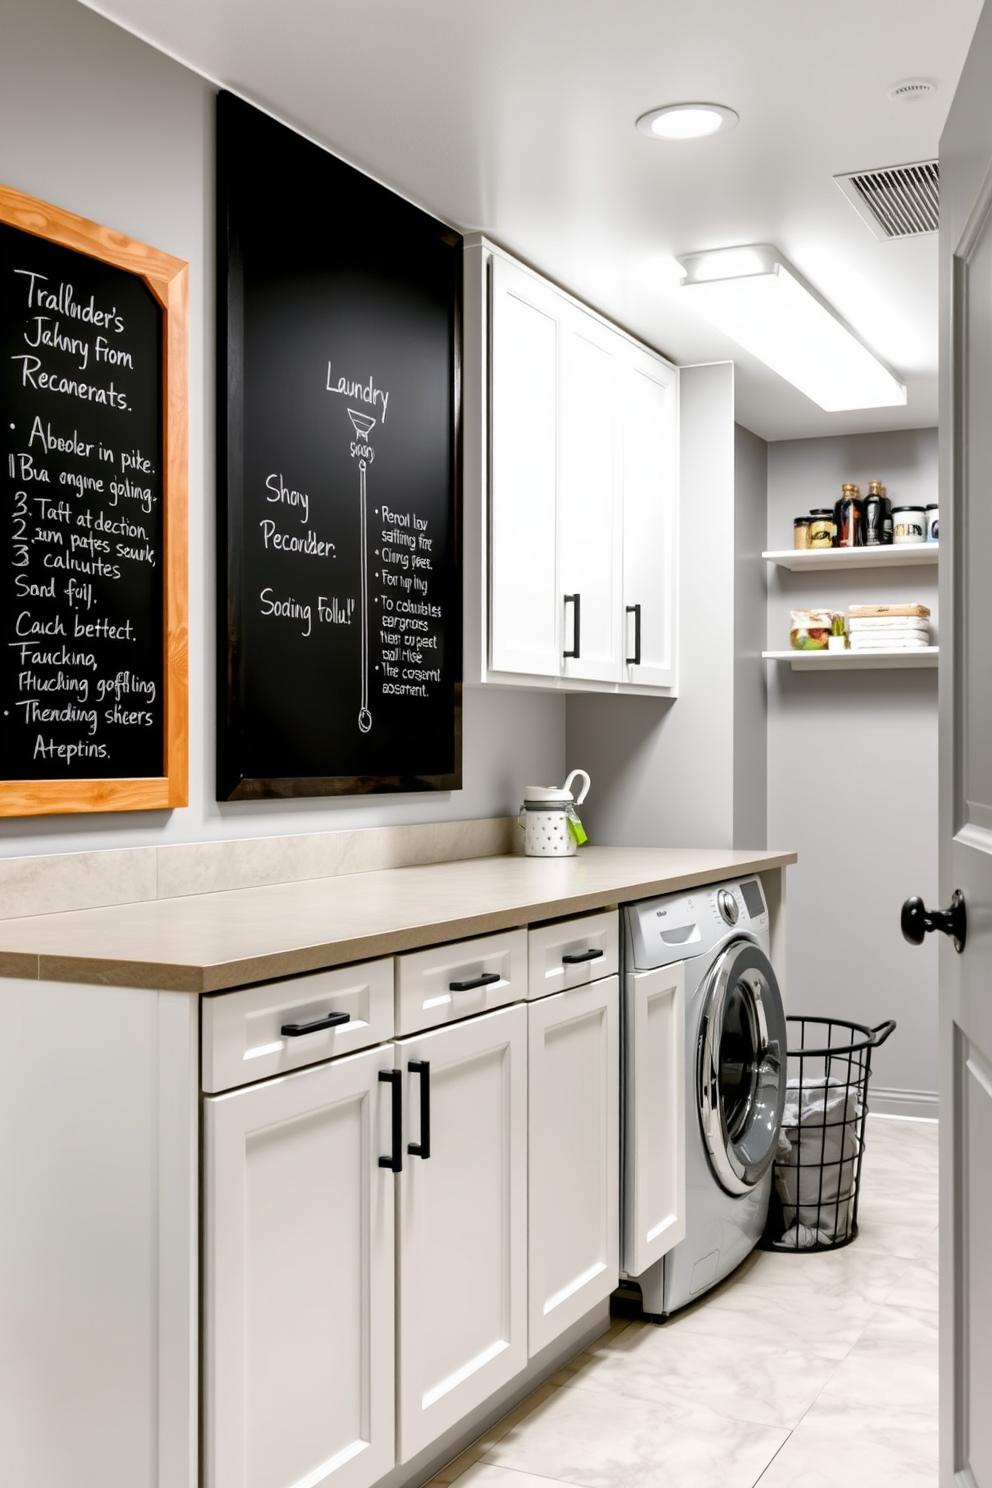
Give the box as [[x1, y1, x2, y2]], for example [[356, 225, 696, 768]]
[[559, 308, 622, 684], [396, 1004, 527, 1462], [622, 964, 685, 1277], [621, 347, 678, 690], [527, 976, 619, 1355], [204, 1045, 396, 1488], [489, 255, 560, 677]]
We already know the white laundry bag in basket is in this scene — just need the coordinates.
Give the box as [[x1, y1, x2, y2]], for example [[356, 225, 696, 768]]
[[774, 1076, 861, 1246]]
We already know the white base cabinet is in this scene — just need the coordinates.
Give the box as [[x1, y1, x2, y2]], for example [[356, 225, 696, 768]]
[[527, 975, 620, 1356], [622, 964, 686, 1277], [203, 1042, 397, 1488], [395, 1004, 528, 1463]]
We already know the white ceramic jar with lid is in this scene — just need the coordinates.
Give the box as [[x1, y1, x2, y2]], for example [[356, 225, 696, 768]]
[[519, 769, 591, 857]]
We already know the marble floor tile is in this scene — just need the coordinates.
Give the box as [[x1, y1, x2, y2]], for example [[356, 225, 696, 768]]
[[752, 1399, 937, 1488], [817, 1335, 937, 1416], [551, 1319, 843, 1430], [681, 1277, 878, 1357], [449, 1464, 585, 1488], [740, 1242, 911, 1304], [850, 1201, 939, 1259], [482, 1378, 787, 1488], [883, 1253, 940, 1312], [856, 1300, 939, 1346]]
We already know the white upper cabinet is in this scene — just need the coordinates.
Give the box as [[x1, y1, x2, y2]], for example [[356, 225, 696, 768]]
[[468, 237, 678, 697], [489, 254, 561, 677], [559, 308, 624, 685], [620, 346, 678, 690]]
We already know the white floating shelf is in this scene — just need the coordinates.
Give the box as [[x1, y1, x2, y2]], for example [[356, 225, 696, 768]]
[[763, 647, 939, 672], [763, 544, 938, 572]]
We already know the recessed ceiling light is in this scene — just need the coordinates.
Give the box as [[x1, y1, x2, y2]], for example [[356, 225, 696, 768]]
[[636, 103, 739, 140], [887, 78, 936, 103]]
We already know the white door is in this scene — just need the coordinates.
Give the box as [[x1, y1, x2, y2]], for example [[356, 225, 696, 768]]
[[622, 964, 686, 1277], [203, 1043, 396, 1488], [396, 1003, 528, 1463], [939, 39, 992, 1485], [620, 345, 678, 690], [489, 254, 561, 677], [559, 305, 623, 684], [527, 975, 619, 1356]]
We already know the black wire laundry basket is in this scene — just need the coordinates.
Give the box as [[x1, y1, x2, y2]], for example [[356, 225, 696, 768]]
[[762, 1015, 896, 1253]]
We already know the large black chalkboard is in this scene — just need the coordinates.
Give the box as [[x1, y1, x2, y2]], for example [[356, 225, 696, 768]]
[[0, 219, 165, 783], [217, 93, 462, 800]]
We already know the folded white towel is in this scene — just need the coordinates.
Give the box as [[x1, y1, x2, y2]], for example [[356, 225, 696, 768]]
[[849, 636, 931, 650], [848, 618, 930, 634]]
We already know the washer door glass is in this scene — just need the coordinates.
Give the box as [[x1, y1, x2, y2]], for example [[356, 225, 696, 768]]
[[698, 940, 787, 1197]]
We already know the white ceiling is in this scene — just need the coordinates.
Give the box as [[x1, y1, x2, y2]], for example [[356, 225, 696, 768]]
[[80, 0, 983, 441]]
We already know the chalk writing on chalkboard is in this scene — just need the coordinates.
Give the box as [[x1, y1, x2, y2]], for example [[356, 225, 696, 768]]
[[217, 90, 461, 799], [0, 222, 165, 780]]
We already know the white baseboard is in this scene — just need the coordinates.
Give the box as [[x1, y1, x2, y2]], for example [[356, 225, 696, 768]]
[[868, 1086, 939, 1121]]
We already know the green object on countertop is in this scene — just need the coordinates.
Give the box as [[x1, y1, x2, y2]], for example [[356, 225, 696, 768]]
[[567, 807, 588, 846]]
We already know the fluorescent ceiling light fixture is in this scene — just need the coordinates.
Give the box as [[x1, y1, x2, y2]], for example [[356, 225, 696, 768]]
[[636, 103, 738, 140], [676, 244, 906, 410]]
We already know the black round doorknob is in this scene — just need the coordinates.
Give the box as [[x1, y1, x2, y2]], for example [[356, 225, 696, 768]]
[[901, 889, 967, 953]]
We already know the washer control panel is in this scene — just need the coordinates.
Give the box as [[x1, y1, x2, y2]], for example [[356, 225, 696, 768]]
[[626, 876, 769, 969]]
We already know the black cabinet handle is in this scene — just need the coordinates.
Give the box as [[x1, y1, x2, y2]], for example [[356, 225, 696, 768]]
[[378, 1069, 402, 1171], [407, 1060, 431, 1159], [901, 890, 967, 953], [449, 971, 501, 992], [561, 947, 604, 965], [625, 604, 642, 666], [564, 593, 581, 659], [281, 1010, 351, 1037]]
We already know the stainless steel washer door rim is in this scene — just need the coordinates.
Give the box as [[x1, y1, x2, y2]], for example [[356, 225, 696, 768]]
[[698, 940, 787, 1197]]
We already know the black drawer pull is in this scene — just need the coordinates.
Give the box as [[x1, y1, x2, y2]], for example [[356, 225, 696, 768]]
[[281, 1011, 351, 1037], [407, 1060, 431, 1159], [561, 948, 604, 965], [378, 1069, 402, 1172], [449, 971, 501, 992]]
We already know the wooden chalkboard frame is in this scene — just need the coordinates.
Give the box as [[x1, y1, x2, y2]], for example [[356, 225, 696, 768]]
[[0, 183, 188, 816], [217, 94, 462, 800]]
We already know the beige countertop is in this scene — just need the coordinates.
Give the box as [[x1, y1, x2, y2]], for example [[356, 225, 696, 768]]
[[0, 845, 796, 993]]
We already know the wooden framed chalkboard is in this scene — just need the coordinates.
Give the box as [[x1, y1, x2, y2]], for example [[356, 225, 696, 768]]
[[0, 184, 188, 816], [217, 93, 462, 800]]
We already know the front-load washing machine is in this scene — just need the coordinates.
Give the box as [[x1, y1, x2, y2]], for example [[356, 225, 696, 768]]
[[621, 876, 787, 1319]]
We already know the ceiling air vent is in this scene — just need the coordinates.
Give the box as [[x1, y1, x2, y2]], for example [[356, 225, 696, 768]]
[[834, 160, 939, 240]]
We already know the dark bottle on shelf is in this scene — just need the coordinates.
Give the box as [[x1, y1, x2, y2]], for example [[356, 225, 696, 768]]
[[835, 483, 863, 547], [863, 480, 890, 546]]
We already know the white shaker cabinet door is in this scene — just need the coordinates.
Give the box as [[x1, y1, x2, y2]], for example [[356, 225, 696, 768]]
[[489, 254, 561, 677], [527, 975, 620, 1356], [622, 964, 686, 1277], [559, 306, 623, 685], [620, 345, 678, 691], [203, 1043, 397, 1488], [396, 1003, 528, 1463]]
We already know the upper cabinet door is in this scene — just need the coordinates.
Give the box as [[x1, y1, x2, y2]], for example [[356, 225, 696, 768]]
[[620, 346, 678, 691], [489, 255, 561, 677], [559, 307, 623, 685], [203, 1044, 396, 1488]]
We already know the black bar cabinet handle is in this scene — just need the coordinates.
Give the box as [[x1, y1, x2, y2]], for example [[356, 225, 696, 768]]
[[281, 1010, 351, 1037], [561, 948, 604, 965], [378, 1069, 402, 1171], [625, 604, 642, 666], [449, 971, 501, 992], [407, 1060, 431, 1159], [563, 593, 581, 659]]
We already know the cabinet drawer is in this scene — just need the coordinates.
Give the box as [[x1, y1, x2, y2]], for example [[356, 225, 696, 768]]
[[202, 958, 394, 1093], [395, 928, 527, 1035], [528, 910, 619, 997]]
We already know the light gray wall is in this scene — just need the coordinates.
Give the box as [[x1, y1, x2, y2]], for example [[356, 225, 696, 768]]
[[733, 423, 768, 850], [567, 363, 739, 848], [0, 0, 565, 858], [766, 428, 939, 1108]]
